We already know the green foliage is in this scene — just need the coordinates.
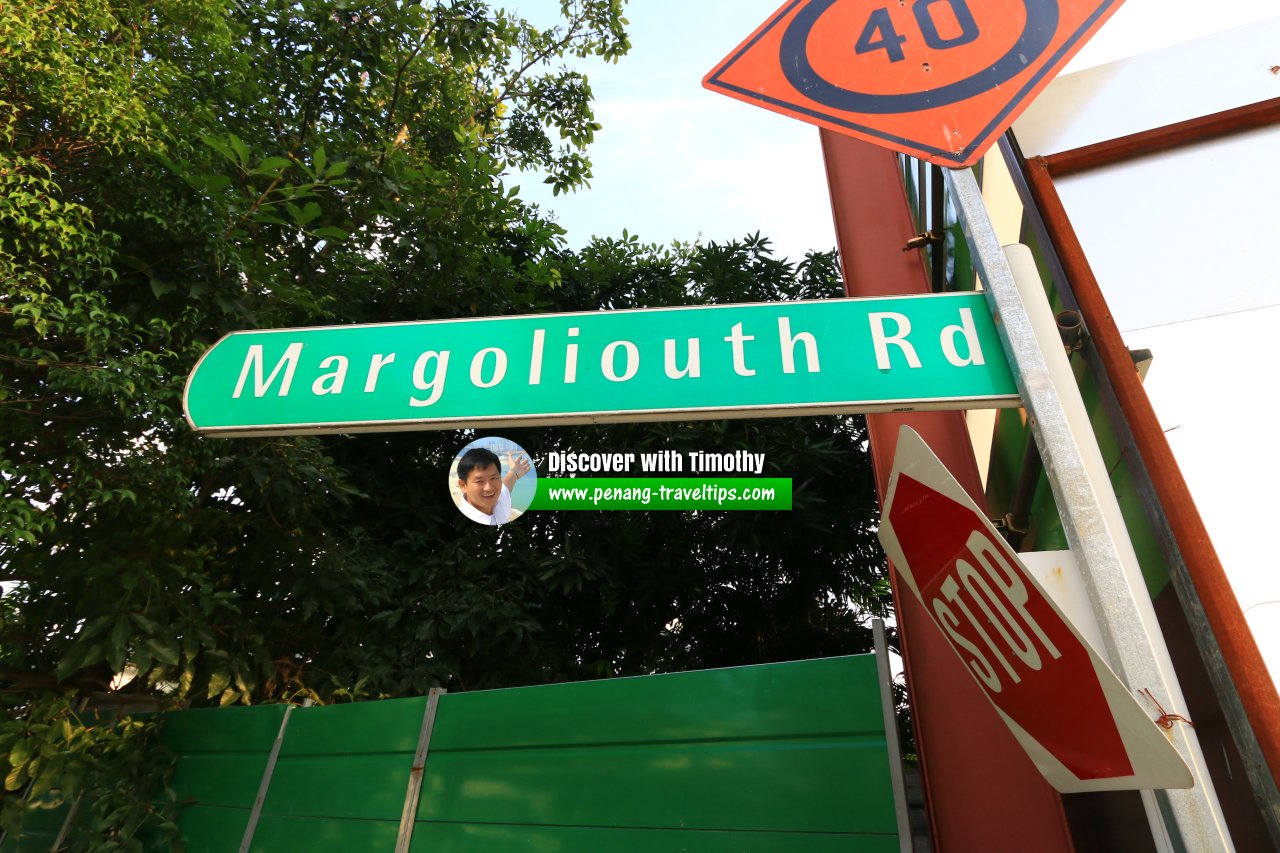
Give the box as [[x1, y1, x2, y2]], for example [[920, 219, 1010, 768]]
[[0, 0, 887, 845], [0, 697, 178, 851]]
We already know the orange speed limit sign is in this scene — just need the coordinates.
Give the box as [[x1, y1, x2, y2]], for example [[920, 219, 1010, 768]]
[[704, 0, 1126, 167]]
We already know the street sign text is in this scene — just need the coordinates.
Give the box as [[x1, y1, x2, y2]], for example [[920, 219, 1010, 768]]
[[185, 293, 1018, 436]]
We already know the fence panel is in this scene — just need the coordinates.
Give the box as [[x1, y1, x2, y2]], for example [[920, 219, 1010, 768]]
[[7, 654, 901, 852]]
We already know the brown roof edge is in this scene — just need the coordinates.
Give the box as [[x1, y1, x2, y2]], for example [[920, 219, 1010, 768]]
[[1042, 97, 1280, 177]]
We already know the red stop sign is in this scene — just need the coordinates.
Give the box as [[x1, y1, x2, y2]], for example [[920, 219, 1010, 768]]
[[879, 427, 1191, 792]]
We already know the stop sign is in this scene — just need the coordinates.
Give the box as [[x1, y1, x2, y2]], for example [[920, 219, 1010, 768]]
[[878, 427, 1191, 792]]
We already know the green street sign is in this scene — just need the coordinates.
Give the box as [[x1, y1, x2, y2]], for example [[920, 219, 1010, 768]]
[[183, 292, 1018, 437]]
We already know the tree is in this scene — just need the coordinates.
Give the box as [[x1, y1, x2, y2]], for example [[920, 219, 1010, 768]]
[[0, 1, 886, 844]]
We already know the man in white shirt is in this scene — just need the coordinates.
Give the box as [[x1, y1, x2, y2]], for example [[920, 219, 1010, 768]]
[[456, 447, 531, 526]]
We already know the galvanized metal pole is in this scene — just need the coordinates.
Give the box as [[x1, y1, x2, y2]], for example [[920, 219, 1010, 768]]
[[873, 618, 915, 853], [945, 167, 1234, 852], [395, 687, 445, 853], [49, 792, 84, 852], [239, 704, 296, 853]]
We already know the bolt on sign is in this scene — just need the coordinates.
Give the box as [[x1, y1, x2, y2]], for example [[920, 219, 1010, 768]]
[[184, 293, 1018, 437], [878, 427, 1192, 792], [704, 0, 1128, 167]]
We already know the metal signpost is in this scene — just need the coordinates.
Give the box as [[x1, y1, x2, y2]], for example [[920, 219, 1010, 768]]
[[947, 168, 1233, 850], [184, 292, 1017, 436]]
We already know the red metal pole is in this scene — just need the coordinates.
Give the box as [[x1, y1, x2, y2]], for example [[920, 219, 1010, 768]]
[[822, 130, 1075, 852]]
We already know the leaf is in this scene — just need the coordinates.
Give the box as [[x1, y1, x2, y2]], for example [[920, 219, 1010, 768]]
[[132, 645, 153, 678], [108, 617, 131, 672], [227, 134, 250, 168], [253, 156, 291, 176], [198, 133, 231, 159], [80, 614, 113, 639], [4, 764, 26, 792], [56, 642, 99, 682], [28, 766, 59, 798], [287, 201, 321, 226], [146, 637, 180, 667], [8, 738, 33, 770], [206, 670, 231, 699], [200, 174, 232, 194]]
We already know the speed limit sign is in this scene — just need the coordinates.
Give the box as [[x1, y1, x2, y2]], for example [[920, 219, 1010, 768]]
[[704, 0, 1125, 166]]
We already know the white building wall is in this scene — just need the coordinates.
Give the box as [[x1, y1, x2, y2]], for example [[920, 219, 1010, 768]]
[[1011, 11, 1280, 681]]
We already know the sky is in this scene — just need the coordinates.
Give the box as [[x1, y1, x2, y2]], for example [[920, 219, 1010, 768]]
[[503, 0, 1280, 681], [510, 0, 838, 261], [510, 0, 1279, 260]]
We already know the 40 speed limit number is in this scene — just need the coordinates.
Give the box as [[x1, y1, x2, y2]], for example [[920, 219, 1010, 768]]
[[705, 0, 1127, 166]]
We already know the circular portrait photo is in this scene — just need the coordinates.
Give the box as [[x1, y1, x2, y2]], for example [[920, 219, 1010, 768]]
[[449, 436, 537, 526]]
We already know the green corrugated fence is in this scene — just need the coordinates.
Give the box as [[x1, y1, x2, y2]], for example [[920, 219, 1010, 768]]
[[7, 654, 906, 852]]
